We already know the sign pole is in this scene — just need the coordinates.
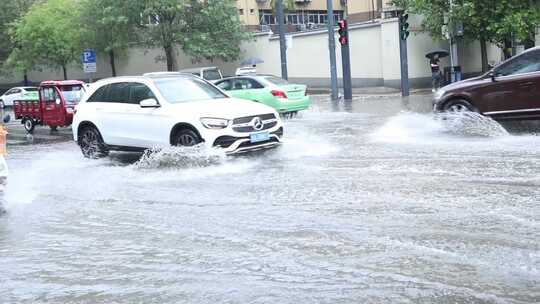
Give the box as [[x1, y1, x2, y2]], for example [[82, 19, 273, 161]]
[[326, 0, 339, 101], [276, 0, 288, 80]]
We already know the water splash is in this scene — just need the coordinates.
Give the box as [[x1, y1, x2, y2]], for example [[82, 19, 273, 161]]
[[370, 112, 509, 144], [134, 145, 226, 169], [435, 111, 509, 137]]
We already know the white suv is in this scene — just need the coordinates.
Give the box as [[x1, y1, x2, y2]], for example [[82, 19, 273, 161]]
[[73, 74, 283, 158]]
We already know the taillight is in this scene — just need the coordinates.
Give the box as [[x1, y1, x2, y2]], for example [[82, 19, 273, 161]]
[[271, 90, 287, 99]]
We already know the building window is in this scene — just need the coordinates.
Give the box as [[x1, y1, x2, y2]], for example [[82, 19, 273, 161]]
[[239, 9, 244, 15], [259, 10, 276, 25], [250, 9, 255, 15], [259, 10, 343, 25]]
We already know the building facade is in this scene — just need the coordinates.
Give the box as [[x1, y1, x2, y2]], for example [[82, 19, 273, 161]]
[[236, 0, 393, 31]]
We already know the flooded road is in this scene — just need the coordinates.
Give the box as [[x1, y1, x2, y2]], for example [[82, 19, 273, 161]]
[[1, 95, 539, 303]]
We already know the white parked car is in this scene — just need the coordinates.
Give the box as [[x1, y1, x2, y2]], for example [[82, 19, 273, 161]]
[[0, 86, 38, 107], [235, 66, 257, 76], [72, 74, 283, 158], [178, 67, 223, 83]]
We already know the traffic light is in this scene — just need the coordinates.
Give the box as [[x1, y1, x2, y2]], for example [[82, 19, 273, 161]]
[[338, 20, 348, 46], [399, 13, 409, 40]]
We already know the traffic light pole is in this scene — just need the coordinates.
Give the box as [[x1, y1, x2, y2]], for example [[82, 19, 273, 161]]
[[399, 35, 409, 97], [398, 13, 410, 97], [326, 0, 339, 101], [276, 0, 288, 80], [338, 18, 352, 101], [341, 34, 353, 101]]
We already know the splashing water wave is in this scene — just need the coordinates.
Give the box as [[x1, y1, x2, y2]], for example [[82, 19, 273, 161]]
[[134, 145, 226, 169], [435, 111, 509, 137], [370, 111, 509, 144]]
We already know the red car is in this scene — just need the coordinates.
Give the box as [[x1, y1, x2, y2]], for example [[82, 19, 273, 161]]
[[14, 80, 86, 133]]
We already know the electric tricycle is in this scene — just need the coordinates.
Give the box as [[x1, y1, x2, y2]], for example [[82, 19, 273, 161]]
[[13, 80, 85, 133]]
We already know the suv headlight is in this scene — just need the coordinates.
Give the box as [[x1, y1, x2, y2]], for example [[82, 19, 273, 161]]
[[434, 89, 446, 101], [200, 117, 229, 129]]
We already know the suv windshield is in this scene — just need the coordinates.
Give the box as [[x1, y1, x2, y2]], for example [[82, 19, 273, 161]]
[[202, 69, 222, 81], [154, 77, 227, 103], [61, 85, 84, 104], [495, 50, 540, 76], [24, 88, 38, 92]]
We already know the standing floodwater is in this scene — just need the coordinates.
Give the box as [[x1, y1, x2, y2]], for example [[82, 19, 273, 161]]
[[1, 95, 539, 303]]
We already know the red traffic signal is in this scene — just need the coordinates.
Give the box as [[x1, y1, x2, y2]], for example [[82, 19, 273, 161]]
[[338, 20, 348, 45]]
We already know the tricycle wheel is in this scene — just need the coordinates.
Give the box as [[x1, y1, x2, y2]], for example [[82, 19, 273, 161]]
[[78, 126, 109, 159], [50, 126, 58, 132], [23, 118, 35, 134]]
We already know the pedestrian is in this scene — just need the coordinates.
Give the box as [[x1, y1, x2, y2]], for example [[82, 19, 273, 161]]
[[430, 54, 442, 92]]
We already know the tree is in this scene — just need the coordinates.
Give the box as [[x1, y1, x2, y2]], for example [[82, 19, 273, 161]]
[[393, 0, 540, 71], [0, 0, 37, 82], [181, 0, 252, 63], [0, 0, 35, 65], [8, 0, 83, 79], [79, 0, 138, 76], [139, 0, 251, 71], [270, 0, 296, 15]]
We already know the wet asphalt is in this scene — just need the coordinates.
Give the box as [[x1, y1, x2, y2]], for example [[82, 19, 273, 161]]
[[0, 94, 539, 303]]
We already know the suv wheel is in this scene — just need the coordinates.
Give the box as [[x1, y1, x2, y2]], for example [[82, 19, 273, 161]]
[[79, 126, 109, 158], [444, 99, 476, 112], [172, 129, 201, 147]]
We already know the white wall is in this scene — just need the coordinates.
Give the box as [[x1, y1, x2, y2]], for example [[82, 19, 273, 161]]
[[380, 20, 402, 81], [1, 18, 497, 89]]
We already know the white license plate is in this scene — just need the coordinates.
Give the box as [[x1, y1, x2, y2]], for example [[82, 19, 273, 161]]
[[250, 131, 270, 143]]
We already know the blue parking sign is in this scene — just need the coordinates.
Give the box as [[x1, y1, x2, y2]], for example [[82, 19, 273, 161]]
[[82, 49, 96, 64], [82, 49, 97, 73]]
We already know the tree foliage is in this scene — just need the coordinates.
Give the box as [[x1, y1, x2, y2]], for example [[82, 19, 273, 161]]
[[3, 0, 252, 75], [79, 0, 138, 76], [393, 0, 540, 49], [181, 0, 252, 63], [393, 0, 540, 70], [8, 0, 82, 79], [0, 0, 36, 73], [270, 0, 296, 15], [139, 0, 251, 71]]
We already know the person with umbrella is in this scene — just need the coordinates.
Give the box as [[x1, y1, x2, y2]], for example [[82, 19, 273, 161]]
[[426, 49, 449, 92]]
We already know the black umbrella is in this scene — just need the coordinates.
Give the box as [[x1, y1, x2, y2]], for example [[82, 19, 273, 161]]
[[425, 49, 450, 59], [241, 57, 264, 66]]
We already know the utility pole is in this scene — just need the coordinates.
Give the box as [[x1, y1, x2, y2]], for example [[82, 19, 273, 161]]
[[338, 5, 353, 101], [326, 0, 338, 100], [398, 12, 410, 97], [276, 0, 288, 80], [341, 26, 353, 101], [449, 0, 459, 82]]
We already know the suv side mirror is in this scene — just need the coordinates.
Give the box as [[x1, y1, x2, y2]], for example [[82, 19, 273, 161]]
[[139, 98, 160, 108]]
